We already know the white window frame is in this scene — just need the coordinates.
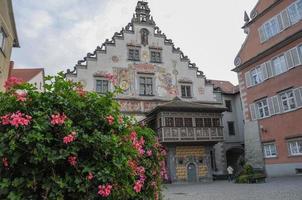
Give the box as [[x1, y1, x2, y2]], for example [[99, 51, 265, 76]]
[[256, 99, 270, 118], [250, 67, 263, 85], [263, 17, 280, 39], [180, 83, 193, 98], [0, 27, 6, 52], [263, 143, 277, 158], [95, 79, 110, 94], [287, 2, 301, 24], [288, 139, 302, 156], [272, 54, 287, 75], [280, 90, 296, 112]]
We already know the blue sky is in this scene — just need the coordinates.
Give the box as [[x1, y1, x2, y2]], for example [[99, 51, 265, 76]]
[[12, 0, 258, 84]]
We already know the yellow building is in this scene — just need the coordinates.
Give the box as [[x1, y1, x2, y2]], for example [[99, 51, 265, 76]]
[[0, 0, 19, 91]]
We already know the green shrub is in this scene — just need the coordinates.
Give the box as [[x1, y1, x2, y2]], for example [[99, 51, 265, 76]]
[[0, 73, 165, 199]]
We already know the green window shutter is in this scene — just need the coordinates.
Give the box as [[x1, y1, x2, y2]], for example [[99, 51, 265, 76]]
[[267, 97, 275, 116], [290, 48, 301, 67], [272, 96, 281, 114], [266, 61, 274, 78], [281, 9, 291, 29], [261, 63, 268, 80], [285, 50, 294, 69]]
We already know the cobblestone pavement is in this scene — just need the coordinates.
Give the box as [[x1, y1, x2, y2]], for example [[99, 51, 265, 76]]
[[164, 176, 302, 200]]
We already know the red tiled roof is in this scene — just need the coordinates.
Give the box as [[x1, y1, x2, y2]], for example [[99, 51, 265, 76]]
[[10, 68, 44, 82], [209, 80, 239, 94]]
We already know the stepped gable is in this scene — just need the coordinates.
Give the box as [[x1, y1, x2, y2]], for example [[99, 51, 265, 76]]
[[66, 1, 205, 79]]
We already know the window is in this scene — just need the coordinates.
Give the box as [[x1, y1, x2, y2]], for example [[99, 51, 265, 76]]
[[128, 49, 140, 61], [181, 85, 192, 98], [250, 67, 263, 85], [96, 80, 109, 94], [225, 100, 232, 112], [297, 0, 302, 18], [280, 90, 296, 111], [288, 139, 302, 156], [272, 54, 287, 75], [227, 121, 235, 136], [298, 45, 302, 61], [0, 28, 6, 51], [150, 51, 161, 63], [204, 118, 212, 127], [288, 3, 301, 24], [175, 118, 183, 127], [165, 117, 174, 127], [139, 76, 153, 96], [212, 118, 220, 127], [195, 118, 204, 127], [263, 17, 280, 38], [256, 99, 270, 118], [263, 143, 277, 158], [184, 118, 193, 127]]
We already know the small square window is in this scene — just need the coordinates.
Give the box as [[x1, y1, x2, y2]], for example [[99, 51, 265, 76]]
[[128, 49, 140, 61], [181, 85, 192, 98], [225, 100, 232, 112], [165, 117, 174, 127], [96, 80, 109, 94], [195, 118, 204, 127], [227, 121, 235, 136], [263, 143, 277, 158], [175, 118, 183, 127], [150, 51, 161, 63], [139, 76, 153, 96], [184, 118, 193, 127]]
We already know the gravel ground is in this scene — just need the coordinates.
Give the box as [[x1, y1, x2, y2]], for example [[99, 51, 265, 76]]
[[163, 176, 302, 200]]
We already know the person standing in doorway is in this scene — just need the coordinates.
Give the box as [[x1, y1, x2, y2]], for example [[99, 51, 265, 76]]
[[227, 166, 234, 182]]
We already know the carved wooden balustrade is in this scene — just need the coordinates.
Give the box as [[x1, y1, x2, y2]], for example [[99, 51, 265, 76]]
[[157, 126, 223, 142]]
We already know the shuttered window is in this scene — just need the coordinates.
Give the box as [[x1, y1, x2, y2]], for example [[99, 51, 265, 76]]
[[290, 48, 301, 67], [256, 99, 270, 118], [288, 3, 301, 24], [250, 67, 263, 85], [280, 90, 296, 112]]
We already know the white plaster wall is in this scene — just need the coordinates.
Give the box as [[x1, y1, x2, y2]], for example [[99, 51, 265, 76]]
[[28, 71, 44, 92], [67, 22, 215, 103]]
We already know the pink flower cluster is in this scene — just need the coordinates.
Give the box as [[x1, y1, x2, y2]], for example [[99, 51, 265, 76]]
[[75, 86, 86, 96], [160, 161, 168, 180], [87, 172, 94, 180], [4, 76, 23, 90], [2, 157, 9, 168], [0, 111, 32, 128], [130, 131, 145, 156], [98, 184, 112, 197], [14, 90, 27, 102], [128, 159, 146, 193], [50, 113, 67, 125], [104, 73, 117, 85], [63, 131, 77, 144], [68, 155, 77, 166], [106, 115, 114, 125]]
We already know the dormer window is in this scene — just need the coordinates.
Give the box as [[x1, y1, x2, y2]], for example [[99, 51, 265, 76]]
[[150, 51, 161, 63], [128, 48, 140, 61]]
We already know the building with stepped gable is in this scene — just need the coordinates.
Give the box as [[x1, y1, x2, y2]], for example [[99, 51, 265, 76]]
[[233, 0, 302, 176], [66, 1, 244, 182]]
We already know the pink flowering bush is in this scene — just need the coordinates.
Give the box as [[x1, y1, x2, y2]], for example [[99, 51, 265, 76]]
[[0, 73, 165, 199]]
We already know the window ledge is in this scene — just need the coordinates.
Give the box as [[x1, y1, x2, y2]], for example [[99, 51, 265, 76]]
[[288, 154, 302, 158], [264, 156, 278, 159]]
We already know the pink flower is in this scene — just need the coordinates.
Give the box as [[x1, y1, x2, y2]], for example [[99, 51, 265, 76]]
[[130, 131, 137, 141], [87, 172, 94, 180], [118, 116, 123, 124], [75, 86, 86, 96], [160, 149, 167, 156], [63, 134, 76, 144], [0, 114, 10, 125], [98, 184, 112, 197], [68, 155, 77, 166], [1, 111, 32, 128], [2, 157, 9, 168], [146, 150, 153, 157], [50, 113, 67, 125], [15, 90, 27, 102], [106, 115, 114, 125], [4, 76, 23, 90], [133, 180, 143, 193]]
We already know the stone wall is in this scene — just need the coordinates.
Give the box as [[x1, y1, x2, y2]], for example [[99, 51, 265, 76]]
[[175, 146, 208, 181]]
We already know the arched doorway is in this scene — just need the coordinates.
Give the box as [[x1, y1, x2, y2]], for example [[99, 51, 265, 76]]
[[187, 163, 197, 182], [226, 147, 244, 174]]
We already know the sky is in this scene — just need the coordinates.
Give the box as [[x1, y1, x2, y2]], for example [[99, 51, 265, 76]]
[[12, 0, 258, 85]]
